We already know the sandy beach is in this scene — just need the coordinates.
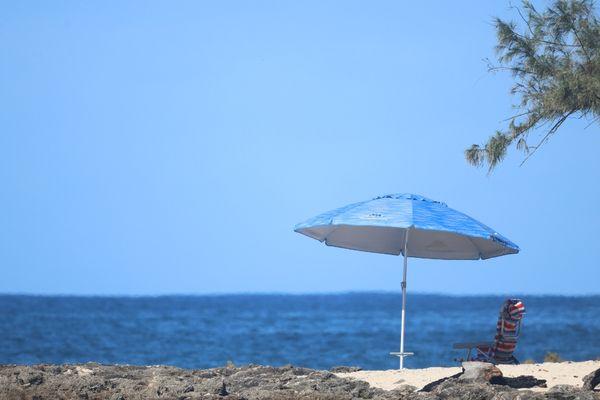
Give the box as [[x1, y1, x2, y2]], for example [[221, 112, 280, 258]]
[[336, 360, 600, 391]]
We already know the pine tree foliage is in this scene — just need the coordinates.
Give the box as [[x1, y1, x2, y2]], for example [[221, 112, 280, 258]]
[[466, 0, 600, 171]]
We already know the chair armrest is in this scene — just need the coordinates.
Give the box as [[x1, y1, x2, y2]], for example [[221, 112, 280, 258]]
[[453, 342, 493, 349]]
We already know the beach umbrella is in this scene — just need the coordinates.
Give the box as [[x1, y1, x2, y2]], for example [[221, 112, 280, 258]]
[[294, 193, 519, 369]]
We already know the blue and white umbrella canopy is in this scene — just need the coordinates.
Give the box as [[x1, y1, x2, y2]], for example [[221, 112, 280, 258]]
[[294, 193, 519, 369], [295, 193, 518, 260]]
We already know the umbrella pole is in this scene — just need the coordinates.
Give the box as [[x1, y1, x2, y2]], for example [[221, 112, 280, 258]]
[[391, 230, 413, 368], [399, 230, 409, 369]]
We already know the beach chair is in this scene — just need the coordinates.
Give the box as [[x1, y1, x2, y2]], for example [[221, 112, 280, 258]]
[[453, 299, 525, 364]]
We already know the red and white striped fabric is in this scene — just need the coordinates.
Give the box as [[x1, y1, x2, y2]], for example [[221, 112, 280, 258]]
[[475, 299, 525, 364]]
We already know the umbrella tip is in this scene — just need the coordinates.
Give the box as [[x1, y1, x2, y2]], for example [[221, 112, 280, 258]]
[[374, 193, 446, 205]]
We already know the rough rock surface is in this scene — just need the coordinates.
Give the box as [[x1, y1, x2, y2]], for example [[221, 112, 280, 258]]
[[330, 366, 363, 373], [422, 362, 547, 393], [583, 368, 600, 391], [459, 362, 503, 382], [0, 363, 598, 400], [0, 364, 409, 400], [545, 384, 597, 400]]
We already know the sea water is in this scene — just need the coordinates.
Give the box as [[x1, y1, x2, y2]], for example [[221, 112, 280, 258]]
[[1, 293, 598, 370]]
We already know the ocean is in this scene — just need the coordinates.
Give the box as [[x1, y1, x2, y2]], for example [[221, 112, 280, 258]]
[[1, 293, 599, 370]]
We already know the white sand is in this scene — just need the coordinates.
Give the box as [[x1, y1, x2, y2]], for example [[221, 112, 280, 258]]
[[335, 361, 600, 391]]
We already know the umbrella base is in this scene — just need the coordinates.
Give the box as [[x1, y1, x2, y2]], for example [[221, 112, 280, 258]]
[[390, 352, 414, 357], [390, 351, 414, 369]]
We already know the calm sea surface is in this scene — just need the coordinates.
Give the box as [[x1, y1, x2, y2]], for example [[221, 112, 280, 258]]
[[1, 294, 599, 370]]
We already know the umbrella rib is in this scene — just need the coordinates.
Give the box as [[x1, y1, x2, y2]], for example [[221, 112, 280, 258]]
[[464, 235, 483, 259], [321, 200, 371, 243], [322, 225, 341, 244]]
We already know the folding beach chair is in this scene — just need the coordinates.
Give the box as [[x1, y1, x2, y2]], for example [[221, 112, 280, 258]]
[[453, 299, 525, 364]]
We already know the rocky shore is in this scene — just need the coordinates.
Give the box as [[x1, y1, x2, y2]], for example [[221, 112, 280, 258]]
[[0, 362, 598, 400]]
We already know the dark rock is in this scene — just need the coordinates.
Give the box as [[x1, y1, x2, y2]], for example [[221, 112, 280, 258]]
[[156, 384, 170, 396], [431, 378, 504, 399], [492, 375, 547, 389], [88, 382, 107, 392], [218, 381, 229, 396], [420, 372, 463, 392], [17, 370, 44, 386], [421, 362, 548, 394], [390, 384, 417, 396], [330, 366, 363, 373], [545, 384, 597, 400], [412, 393, 442, 400], [28, 373, 44, 386], [492, 390, 546, 400], [583, 368, 600, 391]]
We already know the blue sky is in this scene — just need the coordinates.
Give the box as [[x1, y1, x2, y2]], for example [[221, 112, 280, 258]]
[[1, 1, 598, 295]]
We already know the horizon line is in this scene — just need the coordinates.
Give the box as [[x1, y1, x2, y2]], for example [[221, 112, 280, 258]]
[[1, 290, 599, 298]]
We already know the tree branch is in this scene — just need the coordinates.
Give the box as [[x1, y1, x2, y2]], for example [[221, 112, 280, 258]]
[[519, 111, 574, 166]]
